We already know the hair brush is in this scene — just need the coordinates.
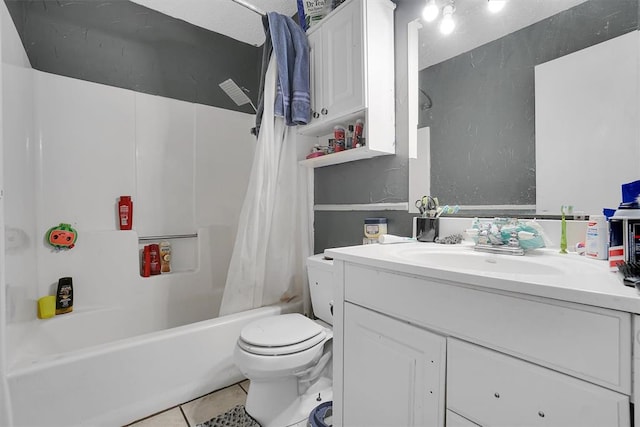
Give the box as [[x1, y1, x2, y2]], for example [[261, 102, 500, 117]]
[[617, 262, 640, 288]]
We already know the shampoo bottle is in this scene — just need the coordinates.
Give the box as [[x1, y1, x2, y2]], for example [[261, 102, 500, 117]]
[[141, 245, 151, 277], [353, 119, 364, 147], [159, 241, 171, 273], [55, 277, 73, 315], [149, 244, 161, 275], [118, 196, 133, 230]]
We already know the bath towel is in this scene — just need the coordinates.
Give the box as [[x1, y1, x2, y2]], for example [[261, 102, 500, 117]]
[[267, 12, 311, 127]]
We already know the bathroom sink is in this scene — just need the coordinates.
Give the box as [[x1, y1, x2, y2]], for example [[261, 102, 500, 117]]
[[392, 246, 566, 276]]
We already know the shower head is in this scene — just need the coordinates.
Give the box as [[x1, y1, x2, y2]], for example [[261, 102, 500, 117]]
[[419, 88, 433, 110], [219, 78, 257, 112]]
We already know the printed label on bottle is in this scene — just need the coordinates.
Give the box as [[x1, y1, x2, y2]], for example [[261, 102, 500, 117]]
[[120, 206, 129, 225]]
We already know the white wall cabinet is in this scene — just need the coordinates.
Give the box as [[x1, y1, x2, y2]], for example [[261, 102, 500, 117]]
[[332, 262, 633, 427], [307, 1, 363, 127], [343, 303, 446, 427], [299, 0, 396, 168]]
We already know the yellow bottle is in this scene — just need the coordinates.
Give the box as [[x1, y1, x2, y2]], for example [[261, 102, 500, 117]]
[[159, 241, 171, 273]]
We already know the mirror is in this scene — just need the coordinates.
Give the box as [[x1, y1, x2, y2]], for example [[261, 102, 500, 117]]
[[412, 0, 640, 216]]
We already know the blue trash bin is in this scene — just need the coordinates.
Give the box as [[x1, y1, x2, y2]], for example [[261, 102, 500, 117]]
[[308, 401, 332, 427]]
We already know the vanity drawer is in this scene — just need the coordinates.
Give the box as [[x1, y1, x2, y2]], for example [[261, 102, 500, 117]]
[[447, 338, 630, 427], [343, 264, 632, 393]]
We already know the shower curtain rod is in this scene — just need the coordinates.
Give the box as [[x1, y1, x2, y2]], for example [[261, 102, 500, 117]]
[[231, 0, 266, 16]]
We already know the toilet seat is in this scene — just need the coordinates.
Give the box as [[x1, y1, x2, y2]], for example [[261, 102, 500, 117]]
[[239, 314, 327, 356]]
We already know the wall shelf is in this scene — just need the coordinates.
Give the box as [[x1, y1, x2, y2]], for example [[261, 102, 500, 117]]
[[296, 0, 396, 169], [138, 233, 198, 242], [299, 146, 394, 168]]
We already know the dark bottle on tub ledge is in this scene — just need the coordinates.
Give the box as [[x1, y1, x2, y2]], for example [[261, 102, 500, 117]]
[[55, 277, 73, 315]]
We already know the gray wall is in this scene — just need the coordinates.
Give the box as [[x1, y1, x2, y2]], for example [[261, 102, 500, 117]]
[[313, 0, 421, 253], [422, 0, 638, 206], [4, 0, 262, 113], [313, 0, 639, 253]]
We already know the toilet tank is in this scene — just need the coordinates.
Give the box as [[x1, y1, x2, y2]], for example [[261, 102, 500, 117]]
[[307, 254, 334, 326]]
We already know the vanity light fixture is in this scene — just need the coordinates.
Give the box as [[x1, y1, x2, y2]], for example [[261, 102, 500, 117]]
[[422, 0, 439, 22], [439, 3, 456, 35], [487, 0, 507, 13]]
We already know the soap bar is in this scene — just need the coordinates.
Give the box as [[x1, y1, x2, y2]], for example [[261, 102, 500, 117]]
[[38, 296, 56, 319]]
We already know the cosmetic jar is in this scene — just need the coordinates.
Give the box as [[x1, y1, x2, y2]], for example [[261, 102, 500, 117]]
[[364, 217, 388, 240]]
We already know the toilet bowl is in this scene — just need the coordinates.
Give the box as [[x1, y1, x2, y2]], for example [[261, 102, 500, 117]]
[[233, 254, 334, 427]]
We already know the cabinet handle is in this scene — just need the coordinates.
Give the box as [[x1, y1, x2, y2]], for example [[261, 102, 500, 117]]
[[538, 411, 545, 418], [494, 392, 500, 398], [321, 108, 328, 115], [312, 111, 320, 119]]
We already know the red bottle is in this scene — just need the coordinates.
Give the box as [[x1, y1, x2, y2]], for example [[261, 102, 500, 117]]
[[149, 244, 161, 275], [141, 246, 151, 277], [118, 196, 133, 230]]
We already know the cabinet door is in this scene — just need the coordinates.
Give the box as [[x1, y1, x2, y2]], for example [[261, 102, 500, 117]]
[[343, 303, 446, 427], [307, 29, 323, 126], [447, 338, 630, 427], [320, 0, 364, 121]]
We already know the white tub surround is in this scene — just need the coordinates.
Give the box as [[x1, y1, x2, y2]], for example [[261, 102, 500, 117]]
[[2, 56, 256, 427], [327, 242, 640, 427]]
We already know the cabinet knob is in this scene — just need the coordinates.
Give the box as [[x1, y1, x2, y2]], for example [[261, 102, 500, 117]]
[[312, 111, 320, 119], [494, 392, 500, 398], [538, 411, 545, 418], [321, 108, 328, 115]]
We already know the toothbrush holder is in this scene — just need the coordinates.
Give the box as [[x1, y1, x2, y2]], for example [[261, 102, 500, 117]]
[[416, 217, 439, 242]]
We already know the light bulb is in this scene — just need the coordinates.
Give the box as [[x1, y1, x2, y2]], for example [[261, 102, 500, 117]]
[[423, 0, 439, 22], [423, 3, 439, 22], [487, 0, 506, 13], [439, 5, 455, 35]]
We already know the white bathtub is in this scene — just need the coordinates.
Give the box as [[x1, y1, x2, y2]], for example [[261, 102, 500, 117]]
[[6, 301, 300, 427]]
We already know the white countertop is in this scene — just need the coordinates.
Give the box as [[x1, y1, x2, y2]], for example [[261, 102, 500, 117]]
[[326, 242, 640, 314]]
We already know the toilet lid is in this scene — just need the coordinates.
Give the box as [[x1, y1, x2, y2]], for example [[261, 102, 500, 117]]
[[238, 313, 326, 355]]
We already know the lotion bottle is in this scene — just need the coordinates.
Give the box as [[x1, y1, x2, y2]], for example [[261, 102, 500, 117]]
[[585, 214, 608, 260]]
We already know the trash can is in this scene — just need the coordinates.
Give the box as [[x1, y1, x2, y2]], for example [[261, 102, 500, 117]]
[[308, 401, 332, 427]]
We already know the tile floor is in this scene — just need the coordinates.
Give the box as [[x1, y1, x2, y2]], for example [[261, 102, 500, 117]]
[[127, 380, 250, 427]]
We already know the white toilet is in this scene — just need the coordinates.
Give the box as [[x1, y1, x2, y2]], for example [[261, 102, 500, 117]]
[[234, 254, 334, 427]]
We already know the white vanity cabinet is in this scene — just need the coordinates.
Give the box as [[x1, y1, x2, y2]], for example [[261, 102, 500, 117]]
[[330, 258, 634, 427], [299, 0, 396, 168]]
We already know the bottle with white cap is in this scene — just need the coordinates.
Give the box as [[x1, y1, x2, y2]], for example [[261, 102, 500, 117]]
[[585, 214, 608, 260]]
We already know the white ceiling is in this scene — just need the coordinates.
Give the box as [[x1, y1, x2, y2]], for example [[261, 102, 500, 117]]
[[129, 0, 298, 46], [418, 0, 590, 69], [129, 0, 590, 66]]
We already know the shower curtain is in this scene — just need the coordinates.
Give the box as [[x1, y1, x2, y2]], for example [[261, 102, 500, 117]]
[[220, 54, 311, 316]]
